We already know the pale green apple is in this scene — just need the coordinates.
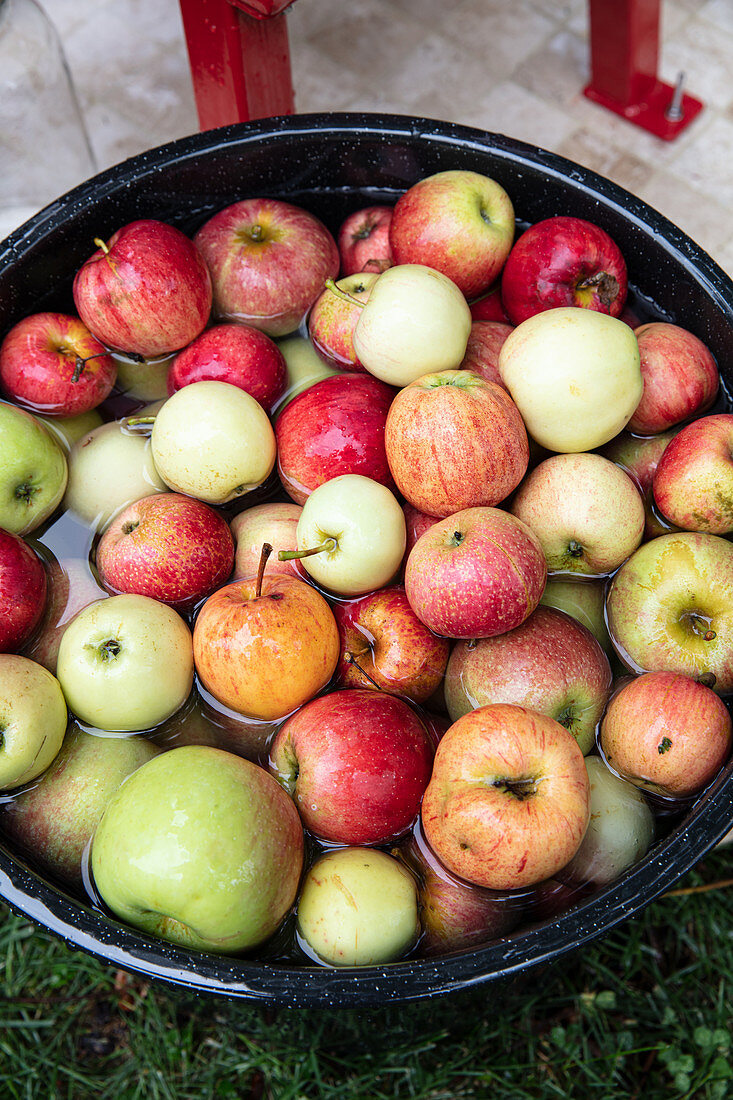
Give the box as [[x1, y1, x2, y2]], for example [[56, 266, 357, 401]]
[[150, 381, 276, 504], [0, 655, 68, 790], [0, 402, 68, 534], [352, 264, 472, 387], [63, 419, 167, 529], [297, 847, 420, 966], [290, 474, 406, 596], [56, 594, 194, 732], [498, 308, 642, 452], [91, 745, 304, 953], [0, 722, 160, 886], [539, 577, 612, 655], [563, 756, 654, 886], [35, 408, 104, 452], [272, 334, 341, 418], [111, 350, 175, 401]]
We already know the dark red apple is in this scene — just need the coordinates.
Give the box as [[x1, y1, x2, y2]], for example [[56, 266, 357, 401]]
[[269, 688, 435, 846], [96, 493, 235, 610], [275, 372, 396, 505], [332, 584, 450, 704], [469, 284, 510, 323], [0, 529, 47, 652], [193, 197, 339, 336], [73, 219, 212, 357], [0, 313, 116, 417], [337, 205, 393, 275], [167, 323, 287, 413], [500, 215, 628, 325], [458, 320, 513, 388]]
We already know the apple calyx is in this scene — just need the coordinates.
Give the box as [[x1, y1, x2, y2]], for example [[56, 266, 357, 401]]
[[14, 481, 40, 506], [491, 775, 539, 801], [575, 271, 619, 310], [344, 650, 383, 691], [567, 540, 584, 559], [684, 612, 717, 642], [698, 672, 717, 689], [278, 538, 337, 562], [324, 278, 366, 309], [255, 543, 273, 599], [658, 736, 673, 755], [98, 639, 122, 661]]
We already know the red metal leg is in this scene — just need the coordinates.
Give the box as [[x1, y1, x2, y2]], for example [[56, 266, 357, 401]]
[[584, 0, 703, 140], [178, 0, 295, 131]]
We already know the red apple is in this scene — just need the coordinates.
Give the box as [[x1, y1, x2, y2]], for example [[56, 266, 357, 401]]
[[444, 605, 612, 755], [307, 272, 378, 371], [96, 493, 235, 610], [167, 323, 287, 413], [337, 205, 393, 275], [629, 322, 719, 434], [275, 372, 396, 505], [192, 569, 340, 721], [332, 584, 450, 704], [268, 688, 434, 845], [403, 502, 438, 560], [421, 703, 591, 889], [73, 219, 212, 357], [405, 507, 547, 639], [0, 529, 47, 652], [500, 215, 628, 325], [458, 321, 513, 388], [469, 284, 510, 323], [23, 557, 107, 673], [600, 671, 732, 797], [230, 501, 303, 580], [389, 170, 515, 300], [193, 197, 339, 336], [385, 370, 528, 517], [652, 413, 733, 534], [600, 428, 680, 539], [401, 822, 522, 957], [0, 313, 116, 417]]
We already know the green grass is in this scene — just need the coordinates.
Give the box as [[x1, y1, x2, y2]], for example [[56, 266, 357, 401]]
[[1, 850, 731, 1100]]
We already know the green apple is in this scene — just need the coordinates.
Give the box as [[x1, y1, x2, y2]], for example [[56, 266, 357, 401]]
[[562, 756, 654, 886], [150, 381, 276, 504], [56, 594, 194, 732], [352, 264, 472, 387], [539, 577, 612, 655], [271, 334, 341, 418], [0, 722, 159, 886], [0, 402, 68, 534], [286, 474, 406, 596], [498, 307, 642, 452], [296, 847, 420, 966], [35, 408, 104, 452], [111, 350, 175, 401], [0, 655, 67, 790], [63, 418, 167, 529], [91, 745, 304, 952]]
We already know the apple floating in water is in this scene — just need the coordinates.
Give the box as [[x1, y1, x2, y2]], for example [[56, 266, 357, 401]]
[[338, 263, 472, 387]]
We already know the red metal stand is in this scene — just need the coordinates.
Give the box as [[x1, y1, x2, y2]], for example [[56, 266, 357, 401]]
[[584, 0, 703, 140], [178, 0, 296, 131]]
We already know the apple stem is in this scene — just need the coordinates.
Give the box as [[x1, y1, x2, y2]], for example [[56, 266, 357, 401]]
[[255, 543, 273, 599], [93, 237, 110, 255], [324, 277, 366, 308], [123, 415, 156, 435], [344, 651, 382, 691], [71, 351, 107, 383], [278, 538, 337, 561]]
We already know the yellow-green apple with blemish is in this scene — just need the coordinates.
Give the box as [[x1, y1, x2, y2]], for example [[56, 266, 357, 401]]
[[404, 506, 546, 639], [0, 655, 67, 790], [91, 745, 304, 952], [0, 722, 160, 886], [150, 380, 276, 505], [56, 594, 194, 732], [560, 756, 654, 886], [599, 670, 732, 798], [285, 474, 406, 597], [605, 531, 733, 693], [352, 264, 472, 387], [444, 605, 612, 755], [296, 846, 419, 967], [498, 307, 642, 452], [510, 452, 645, 576], [421, 703, 590, 890], [0, 402, 67, 535], [384, 369, 528, 518]]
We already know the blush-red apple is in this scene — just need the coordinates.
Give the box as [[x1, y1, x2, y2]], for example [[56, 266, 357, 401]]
[[167, 322, 287, 413]]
